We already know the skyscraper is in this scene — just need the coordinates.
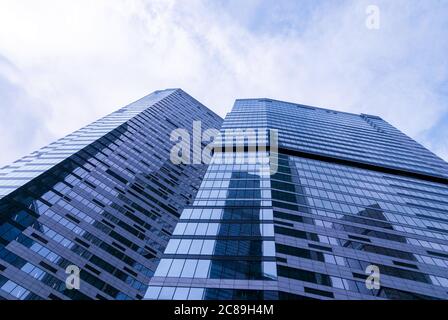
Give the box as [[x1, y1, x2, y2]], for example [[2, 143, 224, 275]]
[[0, 89, 222, 300], [146, 97, 448, 300], [2, 90, 448, 301]]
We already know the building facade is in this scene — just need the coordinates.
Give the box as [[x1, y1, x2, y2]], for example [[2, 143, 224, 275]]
[[0, 89, 222, 299], [146, 97, 448, 300], [2, 89, 448, 300]]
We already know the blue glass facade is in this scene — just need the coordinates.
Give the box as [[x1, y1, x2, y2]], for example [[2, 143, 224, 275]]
[[146, 98, 448, 300], [0, 89, 222, 299], [2, 91, 448, 300]]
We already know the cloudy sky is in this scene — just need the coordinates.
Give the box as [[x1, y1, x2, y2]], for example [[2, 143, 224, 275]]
[[0, 0, 447, 167]]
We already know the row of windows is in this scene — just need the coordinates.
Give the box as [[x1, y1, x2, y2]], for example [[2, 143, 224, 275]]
[[173, 222, 275, 237], [181, 207, 274, 221], [0, 276, 34, 300], [154, 259, 277, 280], [145, 286, 205, 300], [275, 209, 448, 267], [165, 239, 276, 257]]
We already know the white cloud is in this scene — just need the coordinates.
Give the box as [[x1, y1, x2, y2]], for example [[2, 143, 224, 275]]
[[0, 0, 447, 167]]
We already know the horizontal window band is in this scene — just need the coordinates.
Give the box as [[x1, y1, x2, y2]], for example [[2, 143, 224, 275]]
[[161, 255, 277, 261], [277, 147, 448, 185]]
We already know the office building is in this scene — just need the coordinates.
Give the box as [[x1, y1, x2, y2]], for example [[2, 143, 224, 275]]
[[146, 97, 448, 300], [0, 89, 222, 299]]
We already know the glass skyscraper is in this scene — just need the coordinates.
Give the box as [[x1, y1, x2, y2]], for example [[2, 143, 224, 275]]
[[146, 97, 448, 300], [1, 89, 448, 300], [0, 89, 222, 300]]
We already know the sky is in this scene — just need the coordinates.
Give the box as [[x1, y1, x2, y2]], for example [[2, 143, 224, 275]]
[[0, 0, 447, 167]]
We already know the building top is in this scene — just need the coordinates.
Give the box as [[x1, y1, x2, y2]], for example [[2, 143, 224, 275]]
[[0, 88, 181, 199], [1, 91, 446, 200], [234, 97, 376, 118], [225, 98, 448, 181]]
